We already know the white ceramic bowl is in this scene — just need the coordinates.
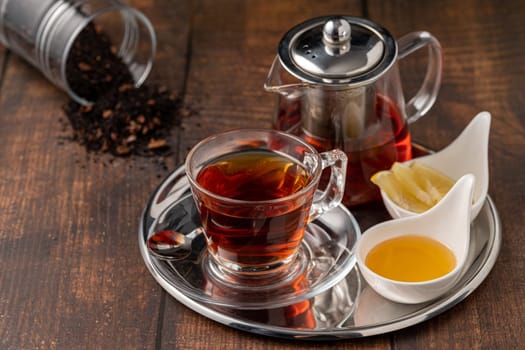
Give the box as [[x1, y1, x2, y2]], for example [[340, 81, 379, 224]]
[[381, 111, 490, 221], [357, 175, 474, 304]]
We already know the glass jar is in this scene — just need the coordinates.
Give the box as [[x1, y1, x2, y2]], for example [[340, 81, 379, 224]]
[[0, 0, 156, 105]]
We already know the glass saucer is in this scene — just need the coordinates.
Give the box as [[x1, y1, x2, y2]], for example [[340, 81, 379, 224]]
[[140, 167, 361, 310]]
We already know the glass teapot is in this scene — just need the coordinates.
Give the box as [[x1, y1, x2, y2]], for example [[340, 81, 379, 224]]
[[265, 16, 442, 207]]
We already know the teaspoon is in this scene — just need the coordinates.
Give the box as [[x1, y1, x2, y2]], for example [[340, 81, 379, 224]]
[[147, 227, 204, 261]]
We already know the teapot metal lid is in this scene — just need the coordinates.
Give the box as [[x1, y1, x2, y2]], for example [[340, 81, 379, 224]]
[[278, 16, 397, 86]]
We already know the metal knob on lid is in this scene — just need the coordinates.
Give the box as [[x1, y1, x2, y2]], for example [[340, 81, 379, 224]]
[[323, 18, 351, 45], [322, 18, 351, 56], [278, 15, 397, 86]]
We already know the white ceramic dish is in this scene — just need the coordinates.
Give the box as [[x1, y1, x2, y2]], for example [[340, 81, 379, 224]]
[[357, 175, 474, 304], [381, 111, 491, 220]]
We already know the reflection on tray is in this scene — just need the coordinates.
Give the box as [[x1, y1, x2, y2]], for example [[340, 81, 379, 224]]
[[212, 206, 491, 331], [217, 267, 360, 330]]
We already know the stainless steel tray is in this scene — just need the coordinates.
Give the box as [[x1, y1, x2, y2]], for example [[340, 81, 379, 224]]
[[138, 164, 501, 340]]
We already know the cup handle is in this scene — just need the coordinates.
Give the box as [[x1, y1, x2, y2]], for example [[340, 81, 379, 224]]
[[397, 31, 443, 123], [308, 149, 347, 222]]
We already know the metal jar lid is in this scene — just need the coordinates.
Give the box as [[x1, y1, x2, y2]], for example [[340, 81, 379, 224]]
[[278, 16, 397, 86]]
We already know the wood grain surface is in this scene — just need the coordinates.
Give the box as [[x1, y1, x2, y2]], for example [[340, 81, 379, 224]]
[[0, 0, 523, 349]]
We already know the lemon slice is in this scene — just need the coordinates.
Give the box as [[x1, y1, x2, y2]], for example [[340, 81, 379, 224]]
[[408, 162, 455, 203], [371, 161, 455, 213]]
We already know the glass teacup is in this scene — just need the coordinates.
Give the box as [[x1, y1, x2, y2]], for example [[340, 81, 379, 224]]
[[185, 129, 347, 285]]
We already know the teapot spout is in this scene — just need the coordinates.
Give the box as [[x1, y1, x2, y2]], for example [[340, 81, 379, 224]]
[[264, 81, 309, 98], [264, 55, 309, 98]]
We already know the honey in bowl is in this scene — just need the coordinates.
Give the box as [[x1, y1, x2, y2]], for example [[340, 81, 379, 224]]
[[365, 235, 456, 282]]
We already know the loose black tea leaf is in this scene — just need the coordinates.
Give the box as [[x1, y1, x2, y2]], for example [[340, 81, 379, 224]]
[[63, 23, 182, 157]]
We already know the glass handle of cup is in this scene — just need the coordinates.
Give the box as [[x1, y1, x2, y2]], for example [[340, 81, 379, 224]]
[[309, 149, 347, 221], [397, 31, 443, 124]]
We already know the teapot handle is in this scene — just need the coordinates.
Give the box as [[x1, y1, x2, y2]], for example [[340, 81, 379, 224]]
[[398, 31, 443, 123]]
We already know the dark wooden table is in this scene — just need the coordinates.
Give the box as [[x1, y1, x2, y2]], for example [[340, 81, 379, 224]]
[[1, 0, 523, 349]]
